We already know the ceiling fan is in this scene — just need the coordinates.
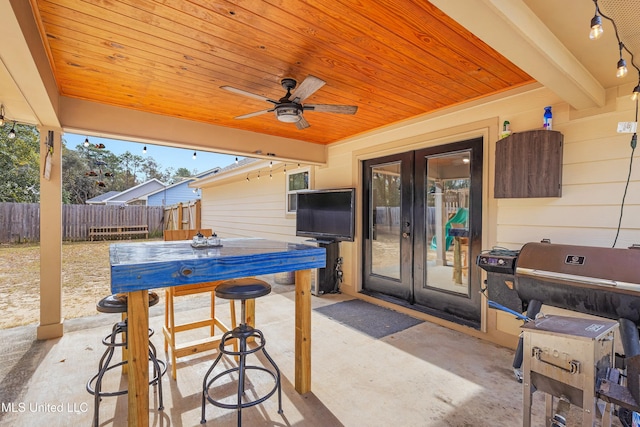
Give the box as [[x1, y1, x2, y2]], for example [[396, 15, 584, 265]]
[[221, 75, 358, 130]]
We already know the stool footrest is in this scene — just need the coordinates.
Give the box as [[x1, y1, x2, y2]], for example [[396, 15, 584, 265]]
[[203, 365, 279, 410]]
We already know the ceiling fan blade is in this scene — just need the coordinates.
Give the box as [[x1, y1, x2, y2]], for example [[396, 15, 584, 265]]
[[295, 115, 310, 130], [304, 104, 358, 114], [235, 109, 272, 119], [291, 75, 325, 103], [221, 86, 278, 104]]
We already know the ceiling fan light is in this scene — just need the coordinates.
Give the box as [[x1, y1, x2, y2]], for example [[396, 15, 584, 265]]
[[275, 105, 301, 123]]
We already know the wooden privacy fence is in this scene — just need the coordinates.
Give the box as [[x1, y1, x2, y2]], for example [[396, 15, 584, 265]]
[[163, 200, 201, 231], [0, 202, 164, 243]]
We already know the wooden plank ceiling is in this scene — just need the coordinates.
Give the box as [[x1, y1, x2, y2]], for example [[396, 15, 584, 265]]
[[32, 0, 533, 145]]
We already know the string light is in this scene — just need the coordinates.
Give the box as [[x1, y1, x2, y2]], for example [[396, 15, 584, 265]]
[[242, 162, 301, 182], [632, 82, 640, 101], [588, 0, 639, 84], [193, 151, 197, 160], [8, 121, 16, 139], [84, 137, 90, 147], [589, 2, 603, 40], [142, 145, 147, 154], [616, 43, 627, 78], [235, 157, 239, 164], [269, 161, 273, 168]]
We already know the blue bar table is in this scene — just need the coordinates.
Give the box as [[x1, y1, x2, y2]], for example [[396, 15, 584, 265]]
[[110, 238, 326, 426]]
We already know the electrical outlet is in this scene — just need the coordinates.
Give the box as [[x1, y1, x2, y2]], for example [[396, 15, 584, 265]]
[[617, 122, 638, 133]]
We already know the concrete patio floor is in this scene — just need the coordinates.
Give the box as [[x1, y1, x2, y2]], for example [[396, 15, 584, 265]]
[[0, 277, 622, 426]]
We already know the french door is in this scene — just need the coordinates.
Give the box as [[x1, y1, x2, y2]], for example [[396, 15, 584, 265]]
[[362, 138, 483, 326]]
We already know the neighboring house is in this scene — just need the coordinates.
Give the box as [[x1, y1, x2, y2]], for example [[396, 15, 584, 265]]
[[85, 178, 165, 205], [84, 190, 120, 205], [146, 167, 222, 207]]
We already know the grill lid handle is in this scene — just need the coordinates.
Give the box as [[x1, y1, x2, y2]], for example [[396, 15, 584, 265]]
[[516, 268, 639, 291]]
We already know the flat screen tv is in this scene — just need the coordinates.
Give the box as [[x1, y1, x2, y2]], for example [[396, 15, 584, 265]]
[[296, 188, 355, 242]]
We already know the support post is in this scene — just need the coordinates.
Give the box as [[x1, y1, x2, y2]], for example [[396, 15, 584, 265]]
[[37, 127, 64, 339]]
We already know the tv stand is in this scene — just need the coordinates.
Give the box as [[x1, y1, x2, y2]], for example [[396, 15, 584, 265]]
[[306, 239, 341, 295]]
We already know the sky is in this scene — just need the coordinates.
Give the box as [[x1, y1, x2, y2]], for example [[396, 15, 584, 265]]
[[63, 133, 241, 175]]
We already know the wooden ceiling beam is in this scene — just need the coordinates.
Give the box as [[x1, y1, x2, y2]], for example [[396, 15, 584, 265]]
[[59, 97, 327, 164], [431, 0, 605, 109], [1, 0, 59, 126]]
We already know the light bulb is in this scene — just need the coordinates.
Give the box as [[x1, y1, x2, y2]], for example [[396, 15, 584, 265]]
[[193, 151, 197, 160], [235, 157, 239, 164], [84, 137, 90, 147], [616, 58, 628, 78], [632, 84, 640, 101], [589, 15, 603, 40], [142, 146, 147, 154], [8, 124, 16, 139]]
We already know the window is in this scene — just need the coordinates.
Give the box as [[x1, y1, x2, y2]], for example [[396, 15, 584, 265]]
[[286, 168, 310, 213]]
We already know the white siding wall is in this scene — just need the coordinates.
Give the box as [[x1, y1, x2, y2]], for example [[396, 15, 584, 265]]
[[200, 170, 305, 242]]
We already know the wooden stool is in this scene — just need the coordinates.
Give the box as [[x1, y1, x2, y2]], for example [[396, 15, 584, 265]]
[[201, 278, 282, 426], [163, 229, 237, 380], [86, 292, 165, 427]]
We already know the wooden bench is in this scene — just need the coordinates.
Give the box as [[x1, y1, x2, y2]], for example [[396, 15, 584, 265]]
[[89, 225, 149, 241]]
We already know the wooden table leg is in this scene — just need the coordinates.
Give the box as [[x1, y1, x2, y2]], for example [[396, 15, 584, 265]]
[[294, 269, 312, 394], [127, 290, 150, 427]]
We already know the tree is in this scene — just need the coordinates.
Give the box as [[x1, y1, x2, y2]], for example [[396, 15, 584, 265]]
[[171, 167, 194, 183], [0, 123, 40, 202], [141, 157, 167, 182], [119, 151, 146, 188], [61, 145, 107, 204]]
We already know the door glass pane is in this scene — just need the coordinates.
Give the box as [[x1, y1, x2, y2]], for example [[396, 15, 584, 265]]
[[370, 163, 401, 279], [425, 152, 470, 294]]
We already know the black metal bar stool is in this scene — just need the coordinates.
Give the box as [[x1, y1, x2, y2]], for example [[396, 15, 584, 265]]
[[87, 292, 166, 427], [201, 278, 283, 426]]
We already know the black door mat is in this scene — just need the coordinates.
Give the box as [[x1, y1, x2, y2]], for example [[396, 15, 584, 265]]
[[314, 299, 424, 339]]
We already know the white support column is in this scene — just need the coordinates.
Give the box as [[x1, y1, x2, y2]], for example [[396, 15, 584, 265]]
[[37, 126, 64, 339]]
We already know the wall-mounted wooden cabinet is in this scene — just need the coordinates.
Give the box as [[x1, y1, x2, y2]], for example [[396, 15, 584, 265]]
[[494, 130, 563, 198]]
